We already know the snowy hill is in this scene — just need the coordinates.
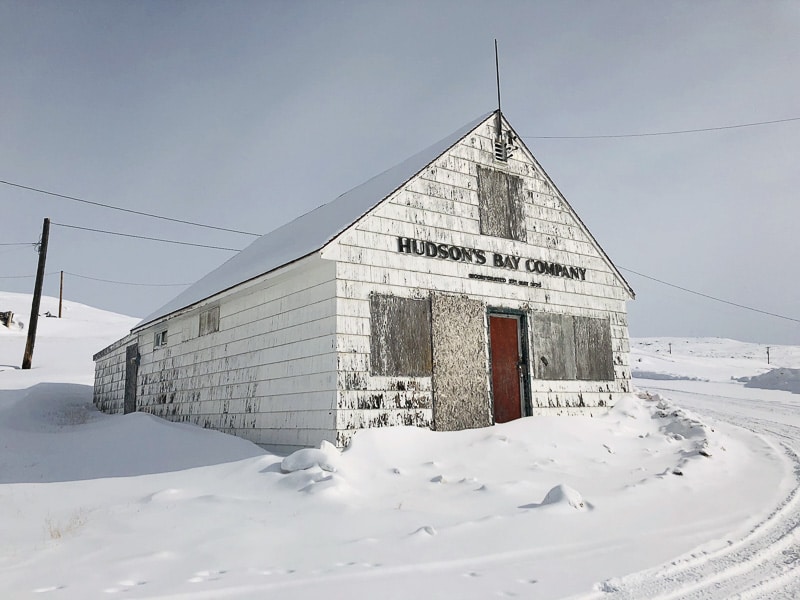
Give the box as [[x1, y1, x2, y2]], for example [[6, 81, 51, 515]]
[[1, 293, 798, 598], [631, 336, 800, 382], [0, 291, 139, 383]]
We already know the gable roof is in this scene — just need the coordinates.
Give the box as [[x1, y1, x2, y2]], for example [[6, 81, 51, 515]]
[[136, 111, 494, 329]]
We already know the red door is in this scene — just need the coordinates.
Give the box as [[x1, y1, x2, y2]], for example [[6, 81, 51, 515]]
[[489, 315, 523, 423]]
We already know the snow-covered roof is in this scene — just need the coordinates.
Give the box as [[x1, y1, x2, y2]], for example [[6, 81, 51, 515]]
[[137, 112, 494, 329]]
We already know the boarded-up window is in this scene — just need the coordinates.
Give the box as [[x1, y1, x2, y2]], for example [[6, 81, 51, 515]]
[[370, 294, 432, 377], [532, 313, 614, 381], [476, 165, 526, 242], [533, 313, 577, 380], [199, 305, 220, 336], [573, 316, 614, 380]]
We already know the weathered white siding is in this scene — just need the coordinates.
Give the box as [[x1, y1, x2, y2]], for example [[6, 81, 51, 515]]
[[324, 114, 631, 446], [132, 256, 338, 452], [93, 333, 137, 413], [92, 111, 632, 452]]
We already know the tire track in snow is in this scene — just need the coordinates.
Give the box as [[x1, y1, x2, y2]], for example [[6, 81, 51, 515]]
[[571, 386, 800, 600]]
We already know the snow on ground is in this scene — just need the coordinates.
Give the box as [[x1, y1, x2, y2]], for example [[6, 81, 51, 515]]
[[631, 336, 800, 382], [1, 295, 798, 598], [741, 368, 800, 394], [622, 337, 800, 599]]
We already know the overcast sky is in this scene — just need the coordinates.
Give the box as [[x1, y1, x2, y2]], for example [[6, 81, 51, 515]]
[[1, 1, 798, 345]]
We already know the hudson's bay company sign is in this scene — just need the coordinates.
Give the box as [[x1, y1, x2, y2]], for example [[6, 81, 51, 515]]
[[397, 236, 586, 287]]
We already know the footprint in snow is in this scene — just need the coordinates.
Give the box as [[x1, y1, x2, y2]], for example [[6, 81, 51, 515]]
[[187, 569, 226, 583], [33, 586, 65, 594], [257, 568, 295, 576], [332, 561, 380, 571], [103, 580, 146, 593], [410, 525, 437, 537]]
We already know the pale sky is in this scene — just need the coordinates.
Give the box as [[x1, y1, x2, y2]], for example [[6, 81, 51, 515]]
[[1, 1, 798, 344]]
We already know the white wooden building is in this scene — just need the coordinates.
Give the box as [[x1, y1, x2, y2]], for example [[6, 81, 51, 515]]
[[93, 111, 634, 452]]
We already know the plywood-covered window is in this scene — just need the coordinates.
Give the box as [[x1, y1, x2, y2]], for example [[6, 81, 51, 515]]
[[532, 313, 614, 381], [199, 305, 220, 336], [370, 294, 432, 377], [476, 165, 526, 242]]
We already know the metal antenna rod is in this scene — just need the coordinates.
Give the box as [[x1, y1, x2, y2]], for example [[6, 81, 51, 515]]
[[495, 39, 502, 136]]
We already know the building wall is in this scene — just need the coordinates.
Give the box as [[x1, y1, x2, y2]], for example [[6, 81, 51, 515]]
[[93, 333, 137, 413], [131, 256, 338, 453], [324, 114, 631, 446]]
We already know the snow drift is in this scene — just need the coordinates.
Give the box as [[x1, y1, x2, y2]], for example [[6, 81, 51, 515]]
[[0, 292, 795, 599]]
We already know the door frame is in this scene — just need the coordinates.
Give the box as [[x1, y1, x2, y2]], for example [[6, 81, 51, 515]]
[[487, 308, 532, 423]]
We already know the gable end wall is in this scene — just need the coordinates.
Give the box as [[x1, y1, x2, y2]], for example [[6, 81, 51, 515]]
[[327, 115, 632, 446]]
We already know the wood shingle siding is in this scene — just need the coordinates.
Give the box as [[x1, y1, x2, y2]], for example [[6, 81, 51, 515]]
[[94, 110, 633, 451]]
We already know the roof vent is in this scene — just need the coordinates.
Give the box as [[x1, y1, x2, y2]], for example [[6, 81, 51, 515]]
[[494, 129, 517, 162], [494, 139, 509, 162]]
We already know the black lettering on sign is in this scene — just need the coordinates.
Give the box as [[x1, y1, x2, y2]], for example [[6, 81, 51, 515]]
[[394, 237, 587, 282]]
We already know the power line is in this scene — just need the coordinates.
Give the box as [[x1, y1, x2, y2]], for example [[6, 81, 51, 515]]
[[0, 242, 35, 246], [0, 271, 58, 280], [51, 222, 243, 252], [522, 116, 800, 140], [64, 271, 191, 287], [0, 269, 189, 286], [3, 255, 796, 325], [620, 266, 800, 324], [0, 180, 261, 237]]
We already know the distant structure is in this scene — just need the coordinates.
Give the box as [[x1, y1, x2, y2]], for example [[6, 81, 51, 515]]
[[93, 110, 634, 452]]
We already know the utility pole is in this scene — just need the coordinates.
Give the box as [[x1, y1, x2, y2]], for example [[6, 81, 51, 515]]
[[767, 346, 771, 365], [22, 218, 50, 369], [59, 270, 64, 318], [668, 343, 672, 355]]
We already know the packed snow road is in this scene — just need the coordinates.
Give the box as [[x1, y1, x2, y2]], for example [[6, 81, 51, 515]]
[[574, 379, 800, 600]]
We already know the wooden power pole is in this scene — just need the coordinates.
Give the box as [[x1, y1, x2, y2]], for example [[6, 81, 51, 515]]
[[22, 218, 50, 369], [59, 270, 64, 318]]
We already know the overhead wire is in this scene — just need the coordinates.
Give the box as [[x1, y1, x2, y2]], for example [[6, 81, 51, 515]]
[[3, 114, 798, 322], [619, 266, 800, 324], [63, 271, 191, 287], [0, 270, 189, 287], [0, 180, 261, 237], [521, 116, 800, 139], [0, 242, 36, 246], [51, 222, 243, 252], [0, 271, 58, 279]]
